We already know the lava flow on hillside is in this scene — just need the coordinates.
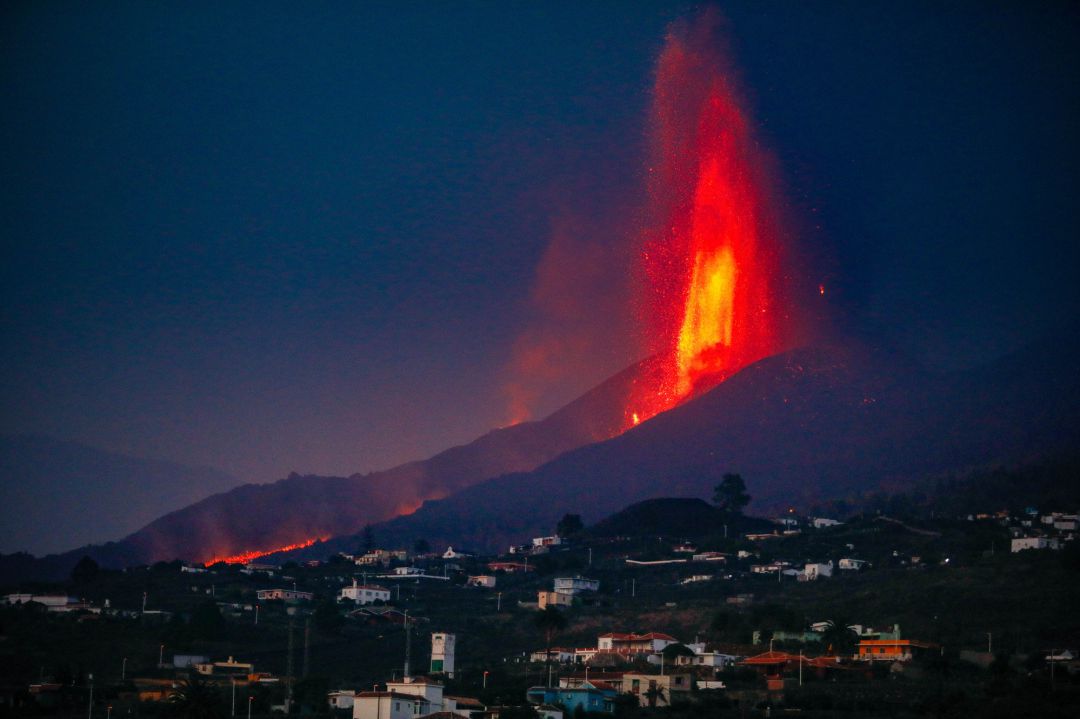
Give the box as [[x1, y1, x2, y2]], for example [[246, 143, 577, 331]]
[[626, 12, 790, 427]]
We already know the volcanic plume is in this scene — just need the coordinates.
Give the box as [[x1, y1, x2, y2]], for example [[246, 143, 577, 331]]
[[24, 13, 798, 571], [627, 12, 789, 426]]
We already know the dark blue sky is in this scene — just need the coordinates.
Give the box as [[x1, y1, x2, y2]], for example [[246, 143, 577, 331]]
[[2, 1, 1077, 482]]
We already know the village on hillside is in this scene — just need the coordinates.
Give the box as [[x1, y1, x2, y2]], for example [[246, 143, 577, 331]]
[[3, 477, 1079, 718]]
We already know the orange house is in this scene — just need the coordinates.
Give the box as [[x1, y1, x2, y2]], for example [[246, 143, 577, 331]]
[[856, 639, 934, 662]]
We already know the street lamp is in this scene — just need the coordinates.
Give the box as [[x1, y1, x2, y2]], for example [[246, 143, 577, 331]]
[[121, 658, 127, 682], [87, 673, 93, 719], [483, 671, 489, 689], [247, 695, 253, 719], [159, 644, 164, 668]]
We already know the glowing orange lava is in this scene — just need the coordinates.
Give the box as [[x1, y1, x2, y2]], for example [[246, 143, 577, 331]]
[[627, 13, 785, 426], [206, 536, 326, 565]]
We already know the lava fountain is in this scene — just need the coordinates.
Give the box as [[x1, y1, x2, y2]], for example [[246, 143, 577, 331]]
[[628, 13, 787, 425]]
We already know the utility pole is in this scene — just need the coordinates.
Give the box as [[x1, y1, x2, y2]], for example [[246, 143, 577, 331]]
[[285, 619, 295, 712], [631, 579, 636, 598], [303, 619, 311, 678], [231, 680, 236, 717], [496, 592, 502, 612], [403, 611, 412, 679], [121, 658, 126, 682], [799, 652, 803, 686], [141, 592, 147, 613], [87, 674, 93, 719], [588, 548, 592, 566], [987, 632, 992, 655], [254, 605, 259, 625]]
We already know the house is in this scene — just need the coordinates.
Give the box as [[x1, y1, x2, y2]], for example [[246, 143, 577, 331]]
[[487, 561, 532, 573], [255, 589, 314, 602], [527, 682, 616, 715], [339, 579, 391, 604], [559, 672, 628, 690], [691, 552, 727, 562], [195, 656, 255, 676], [533, 535, 564, 548], [468, 575, 496, 589], [856, 639, 935, 662], [811, 517, 843, 529], [530, 648, 576, 664], [352, 691, 432, 719], [1011, 536, 1061, 552], [538, 591, 573, 610], [621, 673, 692, 707], [674, 647, 741, 670], [328, 691, 357, 710], [597, 632, 677, 656], [838, 558, 869, 570], [553, 577, 599, 595], [394, 566, 424, 576], [800, 561, 833, 581], [442, 547, 474, 559], [173, 654, 210, 669], [5, 594, 86, 612], [355, 549, 407, 566]]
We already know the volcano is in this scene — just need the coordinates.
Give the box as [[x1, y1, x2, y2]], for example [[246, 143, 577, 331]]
[[302, 328, 1080, 556]]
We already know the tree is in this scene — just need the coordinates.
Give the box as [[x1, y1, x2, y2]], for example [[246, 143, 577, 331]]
[[820, 620, 858, 656], [662, 643, 696, 663], [533, 606, 568, 688], [413, 538, 431, 555], [713, 474, 751, 515], [189, 600, 227, 641], [71, 555, 99, 584], [313, 599, 344, 635], [167, 672, 224, 719], [360, 525, 375, 553], [556, 514, 584, 538], [644, 682, 666, 708]]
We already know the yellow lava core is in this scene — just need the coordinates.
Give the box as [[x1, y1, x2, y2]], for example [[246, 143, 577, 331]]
[[676, 243, 737, 396]]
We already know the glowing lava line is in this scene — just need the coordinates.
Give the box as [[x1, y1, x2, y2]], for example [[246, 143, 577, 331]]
[[206, 536, 326, 565]]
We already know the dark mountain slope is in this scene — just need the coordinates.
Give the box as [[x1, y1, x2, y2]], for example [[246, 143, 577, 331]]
[[15, 354, 672, 571], [330, 333, 1080, 554]]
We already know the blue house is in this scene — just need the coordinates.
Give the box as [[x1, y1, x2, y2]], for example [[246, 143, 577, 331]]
[[527, 681, 616, 714]]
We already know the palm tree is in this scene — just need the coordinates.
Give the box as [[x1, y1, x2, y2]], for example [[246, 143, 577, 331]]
[[533, 606, 568, 688], [644, 682, 666, 708], [168, 672, 224, 719], [821, 619, 859, 657]]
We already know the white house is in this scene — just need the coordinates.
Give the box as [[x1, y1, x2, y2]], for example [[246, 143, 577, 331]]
[[538, 591, 573, 610], [327, 691, 357, 710], [553, 576, 599, 595], [800, 561, 834, 581], [1011, 536, 1061, 552], [811, 517, 843, 529], [339, 579, 391, 605], [533, 535, 564, 548], [442, 546, 473, 559], [352, 691, 430, 719], [530, 648, 576, 664], [468, 575, 496, 588], [838, 558, 869, 570], [393, 566, 423, 576]]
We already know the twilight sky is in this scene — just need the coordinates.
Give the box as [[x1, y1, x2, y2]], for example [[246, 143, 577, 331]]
[[2, 1, 1078, 483]]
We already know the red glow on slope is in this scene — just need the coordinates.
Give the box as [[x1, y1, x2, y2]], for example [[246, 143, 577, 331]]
[[628, 13, 786, 426], [206, 536, 327, 565]]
